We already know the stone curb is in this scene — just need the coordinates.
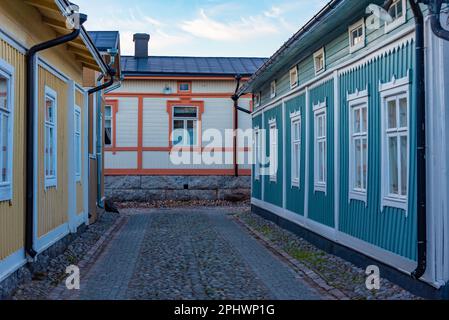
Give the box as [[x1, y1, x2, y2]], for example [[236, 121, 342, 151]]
[[233, 216, 350, 300], [47, 215, 128, 300]]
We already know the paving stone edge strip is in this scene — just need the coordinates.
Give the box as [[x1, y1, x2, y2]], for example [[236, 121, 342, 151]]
[[48, 215, 128, 300], [233, 216, 349, 300]]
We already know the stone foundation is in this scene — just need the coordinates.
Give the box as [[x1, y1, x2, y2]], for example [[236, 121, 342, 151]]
[[105, 175, 251, 202], [0, 225, 86, 299]]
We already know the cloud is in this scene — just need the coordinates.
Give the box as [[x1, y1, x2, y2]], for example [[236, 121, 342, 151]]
[[264, 6, 282, 18], [180, 9, 280, 42]]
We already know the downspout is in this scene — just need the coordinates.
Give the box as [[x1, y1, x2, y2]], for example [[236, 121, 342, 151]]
[[428, 0, 449, 40], [25, 14, 88, 259], [232, 75, 242, 177], [408, 0, 427, 280], [89, 69, 116, 208]]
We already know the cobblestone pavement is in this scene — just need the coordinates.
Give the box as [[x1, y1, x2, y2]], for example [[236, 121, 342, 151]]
[[64, 207, 323, 300]]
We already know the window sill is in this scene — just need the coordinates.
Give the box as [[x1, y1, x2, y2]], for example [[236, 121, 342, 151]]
[[314, 183, 326, 194], [0, 185, 12, 202], [349, 190, 367, 205], [349, 43, 365, 54], [384, 16, 406, 34], [382, 195, 408, 213], [45, 178, 57, 190]]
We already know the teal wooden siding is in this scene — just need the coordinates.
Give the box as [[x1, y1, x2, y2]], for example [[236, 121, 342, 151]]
[[308, 80, 335, 228], [338, 40, 417, 261], [255, 2, 418, 110], [285, 94, 306, 215], [263, 105, 283, 208], [252, 114, 263, 200]]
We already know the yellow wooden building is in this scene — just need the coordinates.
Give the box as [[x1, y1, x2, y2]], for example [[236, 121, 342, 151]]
[[0, 0, 110, 294]]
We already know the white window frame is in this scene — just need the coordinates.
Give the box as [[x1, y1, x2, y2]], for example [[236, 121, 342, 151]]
[[172, 106, 199, 147], [348, 89, 369, 204], [74, 105, 82, 182], [270, 80, 277, 99], [44, 86, 58, 189], [380, 75, 410, 213], [313, 100, 327, 193], [290, 66, 298, 89], [269, 118, 278, 183], [0, 59, 15, 202], [104, 105, 113, 147], [313, 48, 326, 75], [349, 19, 366, 53], [385, 0, 407, 33], [254, 127, 261, 181], [290, 111, 301, 188]]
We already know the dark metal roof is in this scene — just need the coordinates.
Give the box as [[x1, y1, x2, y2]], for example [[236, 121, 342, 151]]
[[121, 56, 268, 77], [88, 31, 120, 52]]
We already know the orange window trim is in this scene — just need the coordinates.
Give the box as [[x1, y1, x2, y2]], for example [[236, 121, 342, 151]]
[[167, 98, 205, 149]]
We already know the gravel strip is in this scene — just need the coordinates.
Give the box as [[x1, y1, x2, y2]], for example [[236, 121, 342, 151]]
[[12, 212, 120, 300], [236, 210, 422, 300], [116, 200, 251, 209]]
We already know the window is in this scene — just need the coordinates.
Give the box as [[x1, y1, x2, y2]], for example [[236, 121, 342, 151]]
[[313, 48, 325, 75], [349, 19, 365, 53], [178, 82, 191, 93], [254, 128, 261, 181], [385, 0, 406, 33], [380, 75, 410, 212], [172, 106, 198, 146], [269, 119, 278, 182], [314, 101, 326, 192], [270, 81, 277, 98], [44, 86, 57, 188], [291, 112, 301, 187], [104, 105, 112, 147], [290, 67, 298, 89], [0, 59, 14, 201], [74, 106, 81, 181], [348, 90, 369, 203]]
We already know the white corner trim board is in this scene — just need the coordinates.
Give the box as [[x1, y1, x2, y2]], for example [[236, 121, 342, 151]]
[[0, 249, 26, 283]]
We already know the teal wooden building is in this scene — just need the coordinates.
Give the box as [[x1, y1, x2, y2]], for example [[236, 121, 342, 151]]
[[238, 0, 449, 298]]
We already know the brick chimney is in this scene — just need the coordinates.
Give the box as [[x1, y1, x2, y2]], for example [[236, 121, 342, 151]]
[[133, 33, 150, 58]]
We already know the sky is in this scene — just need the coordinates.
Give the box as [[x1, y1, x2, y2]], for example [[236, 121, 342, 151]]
[[75, 0, 329, 58]]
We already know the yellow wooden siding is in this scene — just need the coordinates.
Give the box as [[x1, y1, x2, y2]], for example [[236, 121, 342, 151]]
[[37, 67, 69, 238], [0, 39, 26, 260], [76, 91, 84, 215]]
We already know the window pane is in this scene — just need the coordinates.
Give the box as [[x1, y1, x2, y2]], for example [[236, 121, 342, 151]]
[[387, 100, 397, 129], [50, 127, 54, 176], [396, 1, 403, 18], [173, 120, 185, 146], [1, 114, 8, 182], [389, 136, 399, 194], [400, 136, 408, 196], [46, 97, 54, 123], [105, 106, 112, 117], [319, 141, 324, 182], [0, 77, 8, 110], [399, 97, 407, 128], [179, 83, 190, 91], [362, 138, 368, 189], [355, 139, 362, 188], [105, 128, 112, 145], [187, 120, 196, 146], [354, 108, 361, 133], [174, 107, 197, 118], [362, 107, 367, 132]]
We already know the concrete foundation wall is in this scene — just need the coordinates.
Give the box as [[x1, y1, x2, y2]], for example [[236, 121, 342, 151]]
[[105, 175, 251, 202]]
